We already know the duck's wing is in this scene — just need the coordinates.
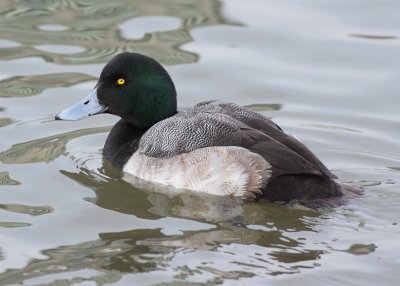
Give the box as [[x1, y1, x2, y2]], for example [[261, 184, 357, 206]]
[[238, 124, 324, 178], [138, 107, 331, 181], [195, 100, 337, 179]]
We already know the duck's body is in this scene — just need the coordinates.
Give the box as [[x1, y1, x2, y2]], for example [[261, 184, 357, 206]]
[[56, 52, 347, 202]]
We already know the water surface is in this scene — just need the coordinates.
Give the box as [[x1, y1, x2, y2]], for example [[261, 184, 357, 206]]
[[0, 0, 399, 285]]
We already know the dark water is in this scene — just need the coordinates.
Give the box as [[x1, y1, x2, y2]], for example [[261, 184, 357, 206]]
[[0, 0, 399, 285]]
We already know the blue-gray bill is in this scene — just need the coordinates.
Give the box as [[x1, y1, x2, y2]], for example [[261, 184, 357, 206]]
[[55, 88, 108, 120]]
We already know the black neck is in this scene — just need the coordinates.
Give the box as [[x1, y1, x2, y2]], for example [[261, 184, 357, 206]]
[[103, 119, 148, 169]]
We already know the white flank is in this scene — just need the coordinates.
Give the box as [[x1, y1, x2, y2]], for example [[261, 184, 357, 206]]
[[123, 146, 272, 198]]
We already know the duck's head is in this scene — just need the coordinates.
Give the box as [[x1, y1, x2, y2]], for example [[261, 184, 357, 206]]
[[56, 53, 177, 128]]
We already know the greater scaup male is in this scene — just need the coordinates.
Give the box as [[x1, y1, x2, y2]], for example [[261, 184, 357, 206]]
[[56, 52, 349, 202]]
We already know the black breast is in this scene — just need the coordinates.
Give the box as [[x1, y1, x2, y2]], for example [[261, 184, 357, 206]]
[[103, 119, 147, 169]]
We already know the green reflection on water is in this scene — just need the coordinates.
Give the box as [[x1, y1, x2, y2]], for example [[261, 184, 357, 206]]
[[0, 117, 13, 127], [0, 171, 20, 185], [0, 126, 110, 164], [246, 103, 281, 112], [0, 0, 238, 65], [0, 73, 96, 97], [0, 229, 164, 285], [62, 162, 320, 229], [0, 203, 53, 216], [0, 158, 329, 284], [0, 108, 12, 127], [0, 217, 323, 284], [349, 34, 397, 40], [61, 165, 162, 221], [345, 243, 377, 255], [0, 221, 31, 228]]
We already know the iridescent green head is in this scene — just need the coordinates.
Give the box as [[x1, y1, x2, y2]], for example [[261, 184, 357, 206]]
[[56, 53, 177, 128]]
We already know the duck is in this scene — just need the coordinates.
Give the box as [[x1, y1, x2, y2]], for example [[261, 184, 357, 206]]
[[56, 52, 349, 202]]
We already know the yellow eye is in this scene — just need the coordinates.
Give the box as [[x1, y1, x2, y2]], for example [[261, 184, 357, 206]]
[[117, 78, 125, 85]]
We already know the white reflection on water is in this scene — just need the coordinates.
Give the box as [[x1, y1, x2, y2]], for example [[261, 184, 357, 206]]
[[37, 24, 70, 31], [120, 16, 182, 39]]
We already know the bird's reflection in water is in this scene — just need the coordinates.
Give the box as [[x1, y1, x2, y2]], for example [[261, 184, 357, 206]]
[[0, 162, 326, 284], [63, 160, 325, 257], [62, 159, 321, 227]]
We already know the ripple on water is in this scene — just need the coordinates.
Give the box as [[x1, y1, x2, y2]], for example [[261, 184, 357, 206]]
[[34, 44, 86, 54], [119, 16, 181, 39], [345, 243, 377, 255], [0, 203, 53, 216], [349, 34, 398, 40], [0, 171, 20, 185], [0, 127, 110, 164], [0, 0, 234, 65], [0, 73, 96, 98], [0, 221, 31, 228], [0, 118, 13, 127]]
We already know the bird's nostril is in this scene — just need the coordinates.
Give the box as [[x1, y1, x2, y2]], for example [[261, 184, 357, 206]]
[[84, 100, 90, 105]]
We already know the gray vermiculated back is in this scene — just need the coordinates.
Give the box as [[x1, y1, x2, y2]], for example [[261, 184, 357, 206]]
[[138, 105, 241, 158], [195, 100, 283, 132]]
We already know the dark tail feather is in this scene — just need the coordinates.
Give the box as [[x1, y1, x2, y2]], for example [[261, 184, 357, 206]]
[[298, 183, 362, 208], [261, 174, 362, 208]]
